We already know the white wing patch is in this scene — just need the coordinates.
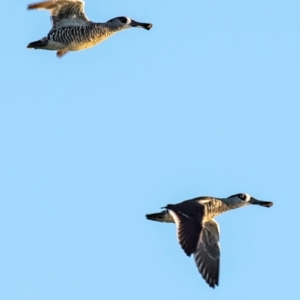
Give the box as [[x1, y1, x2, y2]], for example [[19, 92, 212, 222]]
[[168, 210, 180, 226], [168, 210, 182, 243], [198, 199, 211, 204]]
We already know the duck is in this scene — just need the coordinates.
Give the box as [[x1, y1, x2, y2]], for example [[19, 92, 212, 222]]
[[27, 0, 152, 57], [146, 193, 273, 288]]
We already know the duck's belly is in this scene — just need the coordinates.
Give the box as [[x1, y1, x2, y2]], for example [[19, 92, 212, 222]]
[[68, 39, 106, 51]]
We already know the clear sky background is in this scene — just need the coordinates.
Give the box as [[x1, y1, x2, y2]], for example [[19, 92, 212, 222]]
[[1, 0, 299, 299]]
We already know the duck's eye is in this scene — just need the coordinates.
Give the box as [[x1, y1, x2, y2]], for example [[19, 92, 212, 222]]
[[119, 17, 127, 24], [239, 194, 246, 200]]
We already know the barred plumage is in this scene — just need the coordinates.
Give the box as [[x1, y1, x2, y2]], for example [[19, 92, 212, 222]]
[[27, 1, 152, 57]]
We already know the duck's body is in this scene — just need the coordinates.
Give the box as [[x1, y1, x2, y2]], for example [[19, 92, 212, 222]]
[[28, 22, 126, 53], [146, 193, 273, 288], [27, 0, 152, 57]]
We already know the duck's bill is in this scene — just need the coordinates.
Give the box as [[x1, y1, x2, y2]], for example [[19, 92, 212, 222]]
[[130, 20, 152, 30], [250, 198, 273, 207]]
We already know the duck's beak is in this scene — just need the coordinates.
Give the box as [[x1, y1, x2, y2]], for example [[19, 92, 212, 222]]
[[250, 197, 273, 207], [130, 20, 152, 30]]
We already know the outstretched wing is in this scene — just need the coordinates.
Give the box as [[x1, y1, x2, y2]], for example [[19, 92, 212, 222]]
[[194, 219, 220, 288], [167, 203, 205, 257], [28, 0, 89, 28]]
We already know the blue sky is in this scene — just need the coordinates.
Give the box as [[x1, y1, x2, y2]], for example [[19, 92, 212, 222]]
[[1, 0, 299, 299]]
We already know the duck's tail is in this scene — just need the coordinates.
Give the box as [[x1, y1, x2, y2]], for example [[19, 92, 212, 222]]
[[27, 39, 48, 49], [146, 210, 174, 223]]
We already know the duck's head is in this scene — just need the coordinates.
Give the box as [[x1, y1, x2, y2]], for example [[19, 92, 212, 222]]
[[106, 16, 152, 30], [225, 193, 273, 207]]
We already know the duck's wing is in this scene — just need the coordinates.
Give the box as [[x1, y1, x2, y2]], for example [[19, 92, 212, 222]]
[[28, 0, 89, 29], [194, 219, 220, 288], [166, 202, 205, 257]]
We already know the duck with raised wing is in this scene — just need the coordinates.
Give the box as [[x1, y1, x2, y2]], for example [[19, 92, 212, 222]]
[[146, 193, 273, 288], [27, 0, 152, 57]]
